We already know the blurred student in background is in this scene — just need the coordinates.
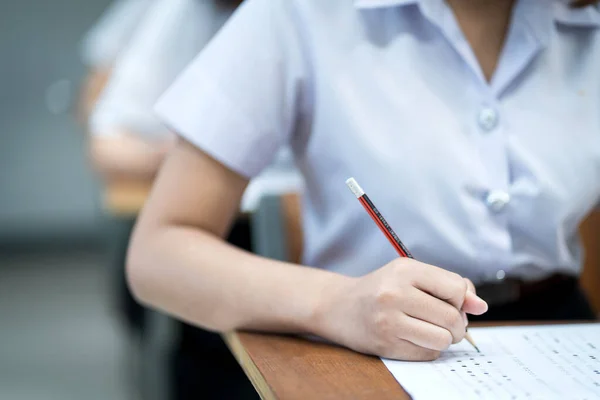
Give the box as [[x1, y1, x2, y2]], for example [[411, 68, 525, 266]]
[[78, 0, 156, 351], [89, 0, 238, 332], [79, 0, 153, 122], [128, 0, 600, 364], [87, 0, 300, 398]]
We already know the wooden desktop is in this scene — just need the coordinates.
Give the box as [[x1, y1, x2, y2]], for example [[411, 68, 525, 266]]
[[103, 180, 152, 216], [223, 320, 598, 400], [224, 330, 407, 400]]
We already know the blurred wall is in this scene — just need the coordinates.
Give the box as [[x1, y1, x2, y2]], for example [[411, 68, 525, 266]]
[[0, 0, 111, 243]]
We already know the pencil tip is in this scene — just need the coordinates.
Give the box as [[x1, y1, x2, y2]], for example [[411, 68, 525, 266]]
[[475, 346, 480, 353]]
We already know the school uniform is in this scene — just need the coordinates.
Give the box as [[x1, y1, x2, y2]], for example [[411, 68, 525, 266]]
[[91, 0, 231, 137], [91, 0, 302, 206], [80, 0, 153, 68], [155, 0, 600, 321]]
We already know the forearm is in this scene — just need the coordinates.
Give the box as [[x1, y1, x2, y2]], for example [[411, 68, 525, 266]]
[[127, 223, 350, 334], [90, 134, 169, 181]]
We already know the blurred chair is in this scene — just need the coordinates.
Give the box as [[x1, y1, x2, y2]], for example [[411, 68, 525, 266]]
[[252, 193, 303, 264], [253, 193, 600, 316]]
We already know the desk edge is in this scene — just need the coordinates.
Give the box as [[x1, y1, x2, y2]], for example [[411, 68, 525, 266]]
[[222, 332, 277, 400]]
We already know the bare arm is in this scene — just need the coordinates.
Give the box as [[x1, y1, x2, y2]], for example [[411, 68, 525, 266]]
[[90, 133, 172, 181], [127, 138, 487, 359], [127, 138, 345, 333]]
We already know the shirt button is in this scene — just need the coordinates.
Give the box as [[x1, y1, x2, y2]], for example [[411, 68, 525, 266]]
[[477, 107, 498, 132], [485, 190, 510, 213]]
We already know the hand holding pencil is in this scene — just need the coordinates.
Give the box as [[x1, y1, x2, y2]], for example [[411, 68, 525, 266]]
[[344, 177, 487, 354]]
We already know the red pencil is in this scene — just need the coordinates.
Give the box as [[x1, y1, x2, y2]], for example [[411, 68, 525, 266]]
[[345, 177, 480, 352], [346, 177, 413, 258]]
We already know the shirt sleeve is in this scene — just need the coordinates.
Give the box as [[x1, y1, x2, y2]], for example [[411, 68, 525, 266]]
[[90, 0, 232, 140], [80, 0, 151, 68], [154, 0, 310, 178]]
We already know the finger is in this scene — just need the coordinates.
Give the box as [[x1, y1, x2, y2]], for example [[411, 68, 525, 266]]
[[400, 315, 454, 351], [462, 279, 476, 326], [402, 287, 466, 343], [381, 337, 441, 361], [463, 290, 488, 315], [464, 278, 476, 294], [409, 263, 469, 309]]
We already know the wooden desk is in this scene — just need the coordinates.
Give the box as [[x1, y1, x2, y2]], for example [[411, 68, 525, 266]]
[[103, 180, 152, 216], [224, 331, 409, 400], [224, 322, 584, 400]]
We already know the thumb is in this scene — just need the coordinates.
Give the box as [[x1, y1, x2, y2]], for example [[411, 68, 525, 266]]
[[464, 278, 476, 294], [462, 290, 488, 315]]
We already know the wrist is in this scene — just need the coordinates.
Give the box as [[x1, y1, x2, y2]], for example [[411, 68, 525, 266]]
[[305, 272, 357, 338]]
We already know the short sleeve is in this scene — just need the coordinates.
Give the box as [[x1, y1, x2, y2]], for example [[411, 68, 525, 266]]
[[90, 0, 232, 140], [154, 0, 310, 178], [80, 0, 150, 68]]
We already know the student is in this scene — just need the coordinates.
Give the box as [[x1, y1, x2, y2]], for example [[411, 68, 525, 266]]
[[91, 0, 287, 397], [89, 0, 234, 180], [79, 0, 153, 121], [128, 0, 600, 362], [78, 0, 156, 339]]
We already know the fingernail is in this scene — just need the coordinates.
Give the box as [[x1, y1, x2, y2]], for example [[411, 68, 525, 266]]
[[476, 295, 489, 312], [461, 311, 468, 327], [474, 294, 487, 306]]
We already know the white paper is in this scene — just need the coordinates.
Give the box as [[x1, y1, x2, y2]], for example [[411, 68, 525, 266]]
[[382, 324, 600, 400]]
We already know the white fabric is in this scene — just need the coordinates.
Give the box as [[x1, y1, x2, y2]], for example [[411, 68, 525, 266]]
[[91, 0, 233, 139], [90, 0, 302, 210], [80, 0, 152, 67], [241, 147, 304, 212], [156, 0, 600, 283]]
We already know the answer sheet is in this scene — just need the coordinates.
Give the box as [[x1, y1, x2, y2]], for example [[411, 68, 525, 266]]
[[383, 324, 600, 400]]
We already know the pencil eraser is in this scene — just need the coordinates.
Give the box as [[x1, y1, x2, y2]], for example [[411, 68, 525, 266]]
[[346, 177, 365, 198]]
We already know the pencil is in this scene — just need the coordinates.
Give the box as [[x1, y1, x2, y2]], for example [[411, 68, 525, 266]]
[[345, 177, 479, 353]]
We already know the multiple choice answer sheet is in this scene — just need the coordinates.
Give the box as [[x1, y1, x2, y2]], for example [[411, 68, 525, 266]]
[[382, 324, 600, 400]]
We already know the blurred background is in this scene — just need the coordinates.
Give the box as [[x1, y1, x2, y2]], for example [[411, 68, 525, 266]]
[[0, 1, 274, 399], [0, 1, 103, 243], [0, 1, 139, 399], [0, 0, 303, 398]]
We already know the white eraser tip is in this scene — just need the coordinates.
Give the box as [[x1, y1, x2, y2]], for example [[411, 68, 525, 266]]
[[346, 177, 365, 198]]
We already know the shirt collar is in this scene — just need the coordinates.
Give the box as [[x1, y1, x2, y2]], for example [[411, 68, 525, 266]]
[[354, 0, 600, 29], [516, 0, 600, 50], [553, 1, 600, 28], [353, 0, 417, 9]]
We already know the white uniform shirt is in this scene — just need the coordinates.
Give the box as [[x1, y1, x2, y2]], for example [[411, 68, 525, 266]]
[[156, 0, 600, 284], [90, 0, 233, 139], [80, 0, 152, 68], [91, 0, 302, 211]]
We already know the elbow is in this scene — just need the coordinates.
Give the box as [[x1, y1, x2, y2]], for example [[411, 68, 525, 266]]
[[125, 229, 153, 307], [126, 239, 236, 333], [126, 221, 241, 333]]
